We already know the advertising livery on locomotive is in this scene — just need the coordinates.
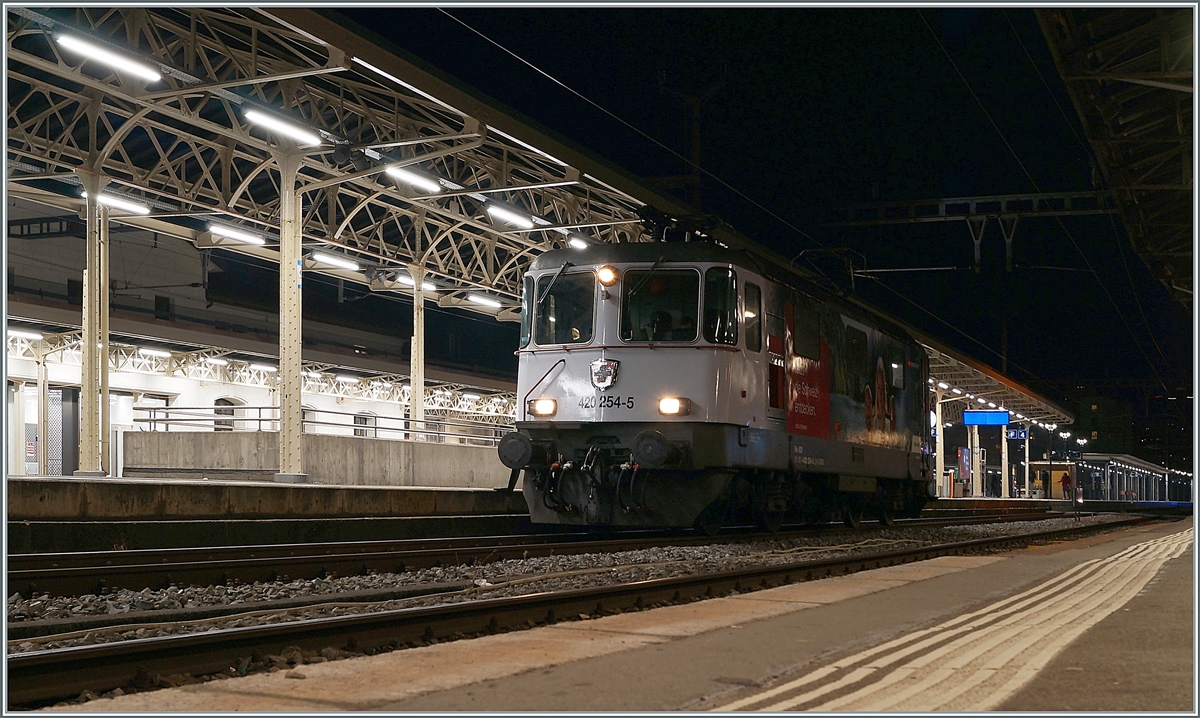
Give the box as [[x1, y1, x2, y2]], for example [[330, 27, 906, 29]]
[[497, 229, 934, 533]]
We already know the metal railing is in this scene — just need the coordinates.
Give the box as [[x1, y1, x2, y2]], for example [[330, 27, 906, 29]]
[[132, 405, 511, 447]]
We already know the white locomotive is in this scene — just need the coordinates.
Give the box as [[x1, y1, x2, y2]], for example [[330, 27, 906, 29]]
[[497, 231, 933, 533]]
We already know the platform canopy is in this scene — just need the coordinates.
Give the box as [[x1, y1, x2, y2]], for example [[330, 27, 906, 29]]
[[920, 330, 1074, 428], [1037, 8, 1193, 310]]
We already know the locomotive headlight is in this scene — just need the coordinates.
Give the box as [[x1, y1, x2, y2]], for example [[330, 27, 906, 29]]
[[528, 398, 557, 417], [658, 397, 692, 416], [596, 265, 619, 286]]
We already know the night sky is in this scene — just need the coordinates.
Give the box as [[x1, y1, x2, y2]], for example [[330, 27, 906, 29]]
[[329, 7, 1192, 465]]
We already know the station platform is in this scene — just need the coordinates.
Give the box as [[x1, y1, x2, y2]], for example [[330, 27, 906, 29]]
[[7, 476, 529, 552], [46, 516, 1192, 712]]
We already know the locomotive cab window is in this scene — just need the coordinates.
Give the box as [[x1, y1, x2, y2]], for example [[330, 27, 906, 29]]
[[744, 283, 762, 352], [535, 272, 595, 345], [519, 275, 533, 348], [703, 267, 738, 346], [620, 269, 699, 341]]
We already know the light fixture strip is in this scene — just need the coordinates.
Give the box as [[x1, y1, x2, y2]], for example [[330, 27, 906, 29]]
[[486, 204, 535, 229], [81, 191, 151, 215], [55, 34, 162, 82], [311, 252, 360, 271], [243, 109, 322, 147], [210, 224, 265, 245], [385, 166, 442, 194], [466, 293, 502, 308]]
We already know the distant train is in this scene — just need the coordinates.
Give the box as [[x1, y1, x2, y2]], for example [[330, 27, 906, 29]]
[[497, 222, 934, 533]]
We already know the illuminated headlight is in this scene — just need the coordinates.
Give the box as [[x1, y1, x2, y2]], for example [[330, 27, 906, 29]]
[[658, 397, 692, 416], [527, 398, 557, 417], [596, 265, 619, 286]]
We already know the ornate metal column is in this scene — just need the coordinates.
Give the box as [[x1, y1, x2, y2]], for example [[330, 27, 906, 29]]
[[11, 381, 25, 475], [74, 171, 109, 476], [408, 264, 426, 440], [37, 354, 49, 476], [969, 424, 982, 497], [99, 205, 111, 474], [1001, 423, 1010, 498], [274, 153, 307, 483]]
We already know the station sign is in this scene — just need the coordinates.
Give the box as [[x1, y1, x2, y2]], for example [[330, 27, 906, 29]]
[[963, 410, 1010, 426], [1007, 428, 1028, 441]]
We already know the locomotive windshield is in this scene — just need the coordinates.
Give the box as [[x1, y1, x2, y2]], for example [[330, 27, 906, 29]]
[[534, 271, 595, 345], [620, 269, 699, 342]]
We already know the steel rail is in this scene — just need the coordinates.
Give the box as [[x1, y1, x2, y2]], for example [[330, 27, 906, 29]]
[[5, 515, 1159, 707], [8, 513, 1057, 598]]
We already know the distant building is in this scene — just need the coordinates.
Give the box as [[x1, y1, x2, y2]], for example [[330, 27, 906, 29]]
[[1075, 396, 1132, 455]]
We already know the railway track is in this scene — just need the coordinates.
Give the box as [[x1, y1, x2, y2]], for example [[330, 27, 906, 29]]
[[9, 512, 1058, 598], [6, 514, 1158, 708]]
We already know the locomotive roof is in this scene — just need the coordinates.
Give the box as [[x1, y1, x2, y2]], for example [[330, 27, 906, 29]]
[[529, 241, 756, 272]]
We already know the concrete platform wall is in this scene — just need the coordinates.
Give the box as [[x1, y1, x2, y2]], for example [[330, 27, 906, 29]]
[[7, 477, 527, 521], [122, 431, 510, 488]]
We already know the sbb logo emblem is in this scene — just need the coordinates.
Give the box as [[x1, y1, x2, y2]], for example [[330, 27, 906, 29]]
[[590, 358, 620, 391]]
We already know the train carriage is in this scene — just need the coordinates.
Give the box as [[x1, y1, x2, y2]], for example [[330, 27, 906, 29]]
[[497, 237, 934, 533]]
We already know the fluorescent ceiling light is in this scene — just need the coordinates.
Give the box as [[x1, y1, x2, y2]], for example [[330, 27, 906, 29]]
[[250, 363, 277, 373], [385, 166, 442, 194], [138, 347, 172, 358], [486, 204, 534, 229], [55, 34, 161, 82], [467, 293, 502, 308], [311, 252, 360, 271], [396, 273, 437, 292], [976, 397, 987, 404], [243, 109, 322, 147], [937, 382, 949, 390], [210, 223, 265, 245], [204, 357, 228, 366], [988, 402, 997, 408], [8, 328, 44, 341], [336, 375, 359, 384], [951, 388, 962, 395], [81, 191, 151, 215], [568, 237, 589, 250], [304, 371, 324, 379], [462, 393, 480, 401]]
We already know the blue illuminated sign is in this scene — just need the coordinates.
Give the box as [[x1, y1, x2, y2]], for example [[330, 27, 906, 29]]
[[963, 410, 1010, 426]]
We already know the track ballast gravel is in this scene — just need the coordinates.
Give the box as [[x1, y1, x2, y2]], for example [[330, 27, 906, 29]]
[[7, 514, 1129, 657]]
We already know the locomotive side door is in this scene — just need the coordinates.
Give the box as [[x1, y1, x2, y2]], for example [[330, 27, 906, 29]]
[[759, 284, 786, 428]]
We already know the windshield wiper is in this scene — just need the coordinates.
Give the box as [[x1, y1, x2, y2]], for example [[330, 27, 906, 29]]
[[627, 256, 665, 298], [537, 261, 573, 305]]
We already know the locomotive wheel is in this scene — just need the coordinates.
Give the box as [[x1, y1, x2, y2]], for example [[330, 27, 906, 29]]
[[874, 499, 896, 527], [842, 495, 865, 529], [693, 500, 726, 537], [758, 509, 786, 533]]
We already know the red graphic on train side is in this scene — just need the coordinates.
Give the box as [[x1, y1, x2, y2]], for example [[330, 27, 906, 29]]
[[784, 302, 831, 438]]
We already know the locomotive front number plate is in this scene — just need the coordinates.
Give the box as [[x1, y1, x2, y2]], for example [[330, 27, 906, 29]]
[[598, 395, 636, 409]]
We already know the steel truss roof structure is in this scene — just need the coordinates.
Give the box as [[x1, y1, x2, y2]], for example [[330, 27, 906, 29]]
[[1037, 8, 1194, 309], [6, 7, 648, 315], [6, 6, 1070, 427]]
